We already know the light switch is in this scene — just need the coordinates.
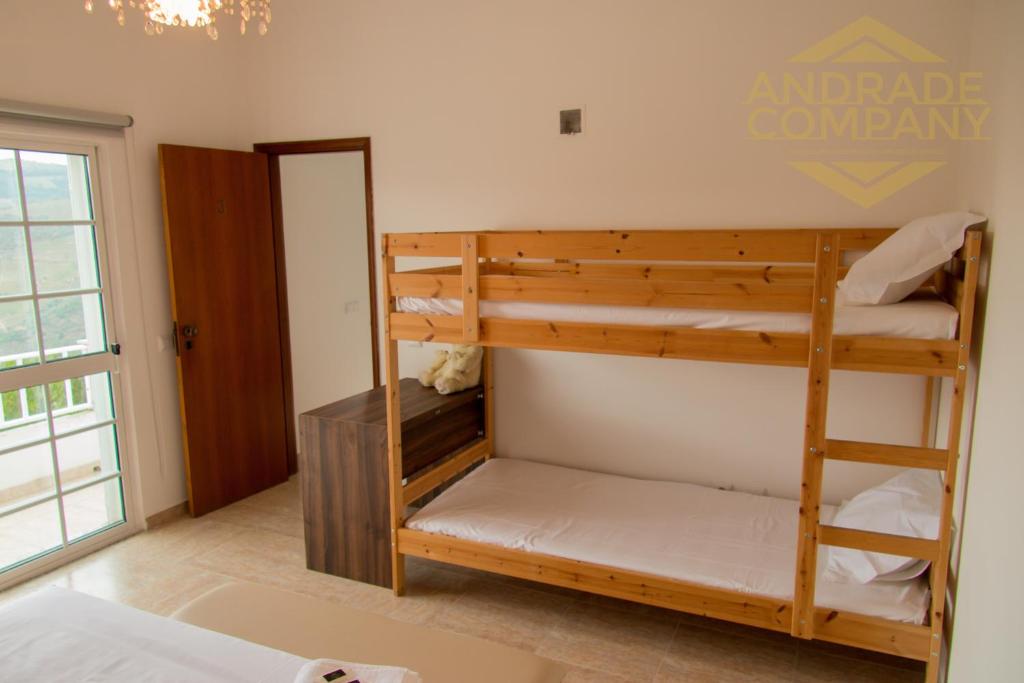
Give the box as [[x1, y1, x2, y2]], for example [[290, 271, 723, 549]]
[[560, 108, 582, 135]]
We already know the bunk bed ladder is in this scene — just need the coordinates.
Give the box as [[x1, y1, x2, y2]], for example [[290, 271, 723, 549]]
[[793, 230, 983, 682], [792, 232, 840, 639]]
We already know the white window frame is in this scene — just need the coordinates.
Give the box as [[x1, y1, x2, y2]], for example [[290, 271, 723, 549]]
[[0, 118, 155, 590]]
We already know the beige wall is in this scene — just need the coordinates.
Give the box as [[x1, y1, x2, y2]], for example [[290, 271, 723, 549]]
[[947, 1, 1024, 680], [279, 152, 374, 433], [0, 1, 256, 516], [0, 0, 987, 515], [243, 0, 976, 503]]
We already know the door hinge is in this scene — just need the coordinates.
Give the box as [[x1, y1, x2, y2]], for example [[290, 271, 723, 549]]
[[171, 321, 180, 357], [111, 343, 122, 356]]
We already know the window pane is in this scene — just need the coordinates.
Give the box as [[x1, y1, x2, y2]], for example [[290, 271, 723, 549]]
[[30, 225, 100, 293], [39, 293, 106, 357], [56, 425, 120, 491], [50, 372, 115, 435], [22, 151, 92, 222], [0, 441, 56, 513], [0, 150, 22, 221], [0, 300, 40, 367], [63, 478, 124, 543], [0, 499, 63, 571], [0, 383, 51, 448], [0, 227, 31, 296]]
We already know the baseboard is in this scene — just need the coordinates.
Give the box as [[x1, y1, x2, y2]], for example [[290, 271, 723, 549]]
[[145, 501, 189, 529]]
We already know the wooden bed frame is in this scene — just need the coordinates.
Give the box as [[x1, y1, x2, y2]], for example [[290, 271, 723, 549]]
[[380, 225, 984, 683]]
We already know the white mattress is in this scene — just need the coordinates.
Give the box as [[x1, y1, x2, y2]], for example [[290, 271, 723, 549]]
[[0, 587, 417, 683], [0, 587, 306, 682], [407, 459, 930, 624], [397, 296, 959, 340]]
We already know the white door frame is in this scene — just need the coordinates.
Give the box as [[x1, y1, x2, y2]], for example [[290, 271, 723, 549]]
[[0, 117, 158, 589]]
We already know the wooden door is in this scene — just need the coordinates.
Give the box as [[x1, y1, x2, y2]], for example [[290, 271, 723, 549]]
[[159, 145, 288, 516]]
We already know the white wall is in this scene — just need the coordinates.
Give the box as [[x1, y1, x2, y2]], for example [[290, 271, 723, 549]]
[[947, 1, 1024, 680], [243, 0, 975, 503], [279, 152, 374, 433], [0, 0, 253, 516], [0, 0, 996, 513]]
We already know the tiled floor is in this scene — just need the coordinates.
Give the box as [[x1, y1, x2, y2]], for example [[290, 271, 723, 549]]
[[0, 477, 925, 682]]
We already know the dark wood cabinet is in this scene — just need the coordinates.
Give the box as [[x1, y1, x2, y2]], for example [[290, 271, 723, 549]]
[[299, 378, 484, 588]]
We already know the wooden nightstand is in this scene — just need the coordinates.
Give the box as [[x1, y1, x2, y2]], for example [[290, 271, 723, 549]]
[[299, 378, 484, 588]]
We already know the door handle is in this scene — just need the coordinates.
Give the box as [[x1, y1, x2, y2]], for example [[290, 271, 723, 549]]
[[181, 324, 199, 351]]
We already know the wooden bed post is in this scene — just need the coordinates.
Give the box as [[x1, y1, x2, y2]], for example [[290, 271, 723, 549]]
[[382, 237, 406, 595], [461, 234, 480, 343], [483, 347, 495, 460], [792, 232, 840, 639], [925, 229, 983, 683], [921, 377, 936, 447]]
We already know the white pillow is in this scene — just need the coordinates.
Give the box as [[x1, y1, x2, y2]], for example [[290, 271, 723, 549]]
[[823, 469, 942, 584], [838, 211, 984, 305]]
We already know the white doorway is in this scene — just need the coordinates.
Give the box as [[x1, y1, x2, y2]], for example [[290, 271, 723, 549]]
[[266, 142, 377, 460]]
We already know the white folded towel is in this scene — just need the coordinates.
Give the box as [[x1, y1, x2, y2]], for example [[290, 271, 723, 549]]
[[294, 658, 422, 683]]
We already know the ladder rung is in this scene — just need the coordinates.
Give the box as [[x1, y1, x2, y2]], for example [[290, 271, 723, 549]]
[[818, 525, 939, 562], [825, 439, 947, 470]]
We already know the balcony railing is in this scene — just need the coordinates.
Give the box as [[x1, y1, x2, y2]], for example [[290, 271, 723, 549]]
[[0, 345, 94, 430]]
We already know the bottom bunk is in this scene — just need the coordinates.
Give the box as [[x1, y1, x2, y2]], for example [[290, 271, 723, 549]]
[[399, 458, 933, 661]]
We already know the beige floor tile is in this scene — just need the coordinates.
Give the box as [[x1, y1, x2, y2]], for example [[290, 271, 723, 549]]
[[428, 577, 575, 651], [205, 498, 304, 539], [561, 664, 637, 682], [536, 601, 678, 680], [654, 622, 797, 682], [344, 562, 469, 625]]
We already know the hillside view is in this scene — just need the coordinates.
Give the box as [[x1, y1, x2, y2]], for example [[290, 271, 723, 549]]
[[0, 157, 102, 359]]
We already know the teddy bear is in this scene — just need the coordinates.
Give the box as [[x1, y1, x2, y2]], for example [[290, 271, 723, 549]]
[[418, 344, 484, 395]]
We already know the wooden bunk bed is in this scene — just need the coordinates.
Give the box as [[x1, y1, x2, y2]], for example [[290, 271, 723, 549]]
[[380, 225, 984, 683]]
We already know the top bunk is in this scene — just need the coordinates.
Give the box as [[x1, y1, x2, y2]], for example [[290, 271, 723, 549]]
[[383, 225, 984, 376]]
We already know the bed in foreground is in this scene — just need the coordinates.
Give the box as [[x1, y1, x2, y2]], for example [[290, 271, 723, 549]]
[[0, 584, 569, 683]]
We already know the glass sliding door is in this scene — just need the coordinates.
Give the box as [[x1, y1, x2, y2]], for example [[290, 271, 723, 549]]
[[0, 144, 130, 576]]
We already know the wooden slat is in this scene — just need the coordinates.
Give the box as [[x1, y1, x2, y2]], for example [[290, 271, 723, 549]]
[[403, 439, 489, 506], [381, 242, 405, 596], [397, 528, 930, 660], [813, 609, 930, 660], [484, 275, 812, 312], [926, 227, 983, 683], [389, 313, 465, 344], [461, 235, 479, 342], [481, 317, 810, 366], [391, 272, 814, 312], [793, 233, 840, 639], [832, 336, 958, 376], [484, 261, 826, 284], [826, 439, 947, 470], [389, 313, 958, 376], [386, 228, 897, 261], [818, 525, 939, 562], [389, 273, 462, 299]]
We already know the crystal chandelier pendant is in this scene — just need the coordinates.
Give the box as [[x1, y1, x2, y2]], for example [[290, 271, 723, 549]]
[[85, 0, 272, 39]]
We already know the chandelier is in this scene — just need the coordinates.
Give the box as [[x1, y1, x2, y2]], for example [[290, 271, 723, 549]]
[[83, 0, 272, 40]]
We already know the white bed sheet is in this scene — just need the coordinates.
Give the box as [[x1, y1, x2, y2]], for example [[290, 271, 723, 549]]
[[0, 587, 307, 682], [397, 296, 959, 340], [0, 588, 419, 683], [407, 459, 930, 624]]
